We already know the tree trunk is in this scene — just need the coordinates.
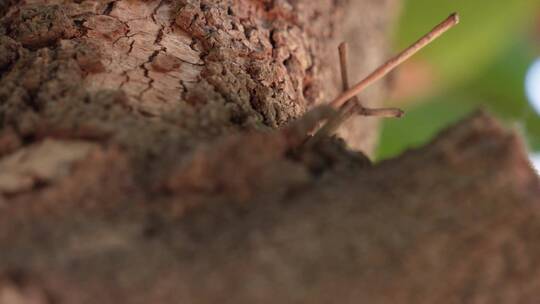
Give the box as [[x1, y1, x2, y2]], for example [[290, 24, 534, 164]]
[[0, 1, 539, 304]]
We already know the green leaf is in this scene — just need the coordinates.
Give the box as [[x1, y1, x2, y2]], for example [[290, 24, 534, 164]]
[[396, 0, 540, 86]]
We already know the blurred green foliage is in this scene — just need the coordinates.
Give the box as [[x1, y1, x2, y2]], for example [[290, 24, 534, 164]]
[[377, 0, 540, 160]]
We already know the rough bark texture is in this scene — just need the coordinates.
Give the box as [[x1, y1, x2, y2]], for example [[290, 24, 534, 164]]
[[1, 1, 539, 304], [0, 0, 395, 155]]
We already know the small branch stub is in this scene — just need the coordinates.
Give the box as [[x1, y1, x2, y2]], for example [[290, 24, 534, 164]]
[[306, 13, 459, 146]]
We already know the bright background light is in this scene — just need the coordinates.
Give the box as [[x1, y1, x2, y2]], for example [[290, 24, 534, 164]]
[[522, 58, 540, 175], [526, 58, 540, 116], [530, 153, 540, 173]]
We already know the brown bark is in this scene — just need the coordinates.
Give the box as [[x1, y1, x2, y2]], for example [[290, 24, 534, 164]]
[[1, 1, 539, 304]]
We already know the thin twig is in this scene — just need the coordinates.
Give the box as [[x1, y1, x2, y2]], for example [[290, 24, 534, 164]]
[[330, 13, 459, 108], [306, 42, 404, 146], [357, 107, 404, 118], [304, 13, 458, 146], [306, 43, 356, 145], [338, 42, 351, 91], [338, 43, 403, 119]]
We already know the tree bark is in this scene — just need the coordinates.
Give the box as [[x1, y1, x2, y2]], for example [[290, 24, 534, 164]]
[[1, 1, 539, 304]]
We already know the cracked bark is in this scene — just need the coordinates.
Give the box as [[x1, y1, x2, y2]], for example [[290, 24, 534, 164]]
[[1, 1, 539, 304]]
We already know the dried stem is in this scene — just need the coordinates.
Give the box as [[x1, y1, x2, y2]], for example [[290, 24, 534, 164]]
[[338, 42, 351, 91], [305, 13, 458, 146], [306, 42, 404, 146], [330, 13, 459, 108], [304, 43, 352, 146], [337, 43, 404, 119]]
